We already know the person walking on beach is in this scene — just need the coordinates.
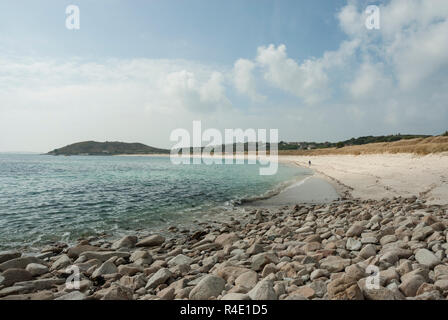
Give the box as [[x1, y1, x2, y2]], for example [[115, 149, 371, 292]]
[[309, 160, 311, 166]]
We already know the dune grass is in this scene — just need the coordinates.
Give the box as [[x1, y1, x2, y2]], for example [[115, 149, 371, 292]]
[[278, 136, 448, 156]]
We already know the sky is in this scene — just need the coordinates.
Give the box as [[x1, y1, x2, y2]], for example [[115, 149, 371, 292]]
[[0, 0, 447, 152]]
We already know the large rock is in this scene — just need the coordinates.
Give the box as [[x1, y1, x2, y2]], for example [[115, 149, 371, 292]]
[[55, 291, 86, 300], [189, 275, 225, 300], [0, 268, 33, 287], [167, 254, 193, 267], [251, 252, 279, 271], [111, 235, 138, 249], [215, 233, 239, 247], [399, 275, 426, 297], [0, 251, 21, 264], [0, 256, 43, 271], [67, 245, 102, 258], [327, 278, 364, 300], [346, 238, 362, 251], [248, 279, 277, 300], [92, 261, 118, 278], [215, 266, 251, 282], [221, 293, 251, 300], [146, 268, 172, 289], [320, 256, 351, 272], [79, 251, 130, 262], [136, 235, 165, 247], [118, 264, 144, 276], [434, 264, 448, 279], [362, 286, 398, 300], [14, 278, 65, 291], [129, 251, 153, 266], [415, 249, 441, 269], [235, 270, 258, 289], [50, 255, 71, 271], [25, 263, 49, 276], [411, 226, 434, 241], [102, 284, 133, 300], [359, 244, 377, 259], [346, 223, 364, 237]]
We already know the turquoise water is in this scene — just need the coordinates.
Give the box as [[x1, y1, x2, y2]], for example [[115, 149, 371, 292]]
[[0, 154, 311, 249]]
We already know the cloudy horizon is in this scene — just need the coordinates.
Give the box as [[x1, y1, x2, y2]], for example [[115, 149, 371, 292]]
[[1, 0, 448, 152]]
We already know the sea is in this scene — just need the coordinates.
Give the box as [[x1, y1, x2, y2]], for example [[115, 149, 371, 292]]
[[0, 154, 312, 250]]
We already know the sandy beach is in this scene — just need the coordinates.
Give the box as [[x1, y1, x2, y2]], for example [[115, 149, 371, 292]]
[[279, 153, 448, 205]]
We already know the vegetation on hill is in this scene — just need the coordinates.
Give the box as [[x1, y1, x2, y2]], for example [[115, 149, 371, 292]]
[[279, 136, 448, 156], [47, 141, 170, 156], [278, 134, 431, 151]]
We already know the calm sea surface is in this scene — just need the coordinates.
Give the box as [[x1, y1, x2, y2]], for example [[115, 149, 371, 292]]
[[0, 154, 311, 249]]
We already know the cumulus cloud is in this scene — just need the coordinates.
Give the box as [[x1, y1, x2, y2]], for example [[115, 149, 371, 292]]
[[255, 44, 329, 104], [233, 59, 265, 102]]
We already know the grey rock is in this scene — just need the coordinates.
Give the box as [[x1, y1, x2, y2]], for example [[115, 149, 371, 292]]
[[146, 268, 172, 289], [415, 249, 441, 269], [136, 235, 165, 247], [346, 238, 362, 251], [189, 275, 225, 300], [0, 256, 43, 272], [79, 251, 130, 262], [92, 261, 118, 278], [0, 251, 21, 264], [25, 263, 49, 276], [168, 254, 193, 267], [55, 291, 86, 300], [50, 255, 71, 271], [0, 268, 33, 287], [359, 244, 377, 259], [111, 235, 138, 249], [221, 293, 250, 300], [248, 279, 277, 300]]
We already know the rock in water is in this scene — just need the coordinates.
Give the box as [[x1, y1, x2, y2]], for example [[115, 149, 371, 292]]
[[189, 275, 225, 300]]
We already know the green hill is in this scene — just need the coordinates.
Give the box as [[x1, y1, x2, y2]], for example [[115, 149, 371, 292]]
[[47, 141, 170, 156]]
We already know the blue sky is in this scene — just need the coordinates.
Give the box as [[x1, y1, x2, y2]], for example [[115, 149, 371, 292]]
[[0, 0, 346, 62], [1, 0, 447, 151]]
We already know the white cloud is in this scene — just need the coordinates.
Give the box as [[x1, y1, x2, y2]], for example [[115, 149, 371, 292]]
[[256, 44, 329, 104], [233, 59, 265, 102]]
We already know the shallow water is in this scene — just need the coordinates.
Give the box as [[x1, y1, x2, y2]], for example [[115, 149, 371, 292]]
[[0, 154, 311, 249]]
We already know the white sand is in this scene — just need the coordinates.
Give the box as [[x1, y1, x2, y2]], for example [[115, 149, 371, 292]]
[[280, 153, 448, 205]]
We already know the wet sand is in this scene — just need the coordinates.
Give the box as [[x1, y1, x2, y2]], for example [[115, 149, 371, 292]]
[[248, 176, 340, 206]]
